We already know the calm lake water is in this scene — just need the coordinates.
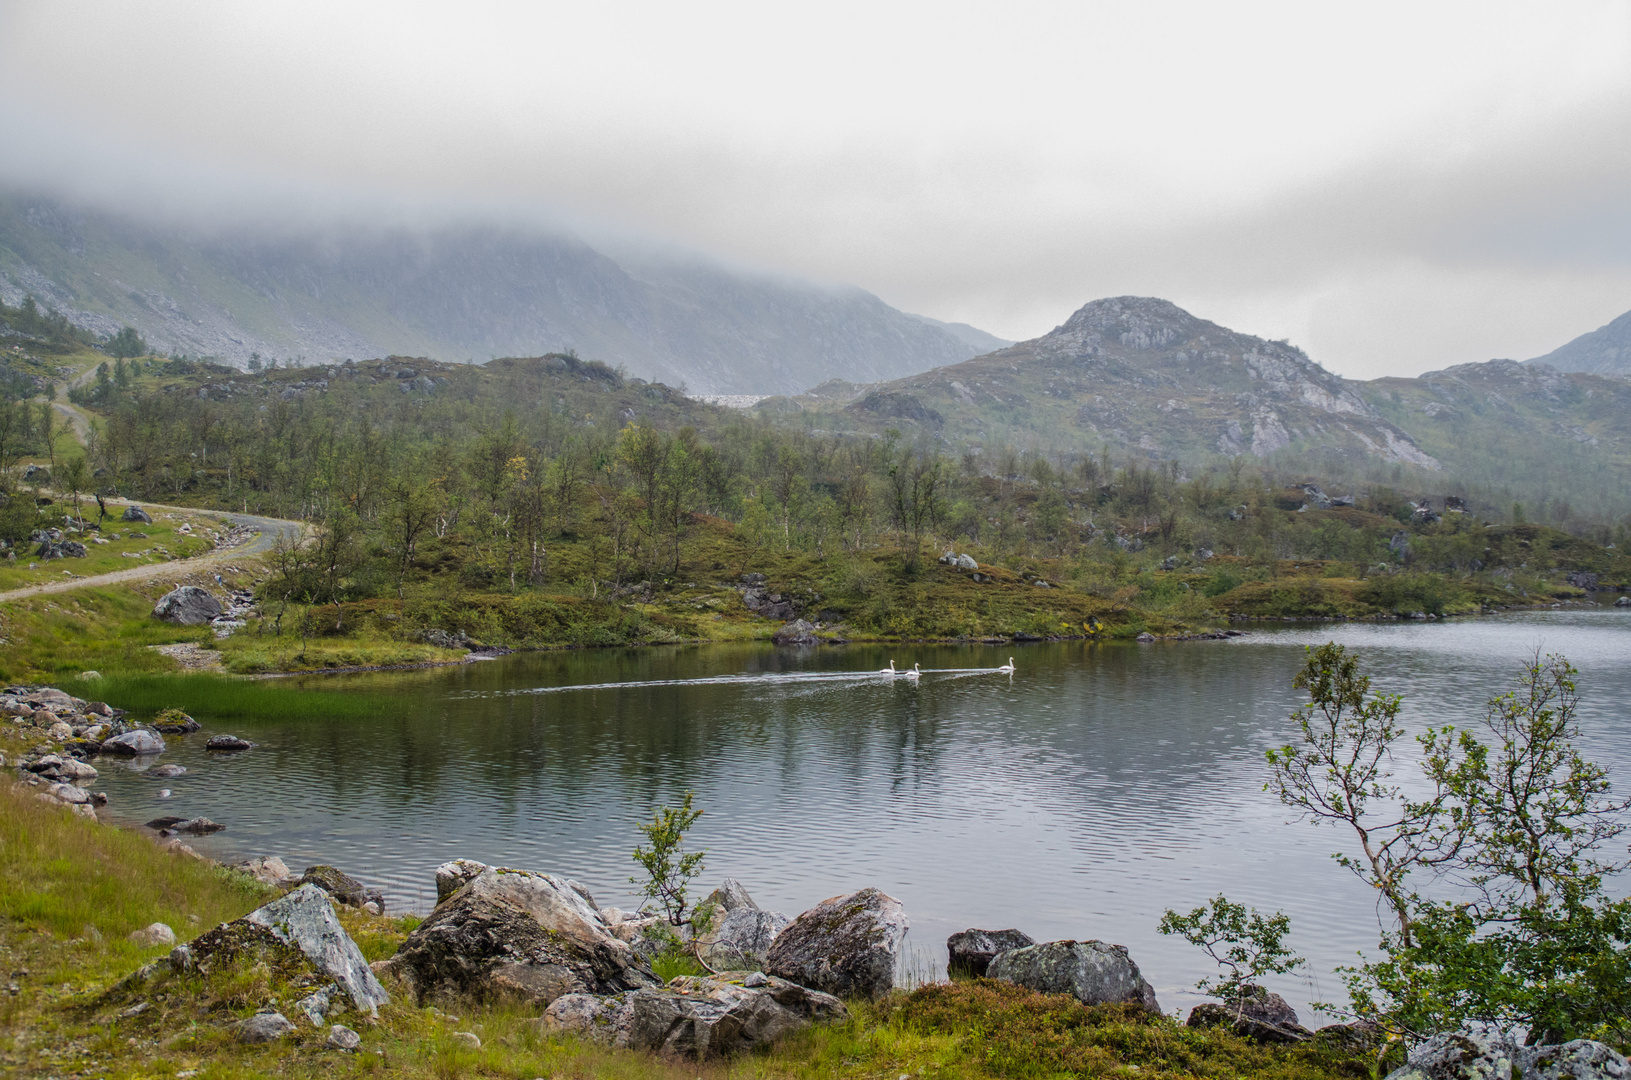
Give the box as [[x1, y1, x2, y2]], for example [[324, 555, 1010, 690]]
[[93, 604, 1631, 1021]]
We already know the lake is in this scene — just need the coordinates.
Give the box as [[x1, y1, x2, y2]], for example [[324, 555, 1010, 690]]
[[92, 604, 1631, 1022]]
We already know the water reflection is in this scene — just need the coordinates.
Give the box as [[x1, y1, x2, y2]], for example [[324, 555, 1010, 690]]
[[91, 606, 1631, 1022]]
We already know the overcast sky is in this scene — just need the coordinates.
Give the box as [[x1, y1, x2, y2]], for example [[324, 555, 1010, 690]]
[[2, 0, 1629, 379]]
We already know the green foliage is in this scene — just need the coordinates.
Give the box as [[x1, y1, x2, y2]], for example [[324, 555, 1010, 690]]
[[1159, 895, 1304, 1005], [630, 791, 705, 926]]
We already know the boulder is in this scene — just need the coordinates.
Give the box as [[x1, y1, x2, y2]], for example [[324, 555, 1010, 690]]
[[702, 877, 758, 914], [150, 764, 188, 777], [35, 540, 88, 560], [151, 711, 200, 734], [1517, 1040, 1631, 1080], [764, 887, 908, 1001], [242, 884, 390, 1013], [328, 1024, 362, 1051], [1617, 596, 1631, 608], [100, 729, 165, 756], [542, 972, 847, 1058], [697, 907, 792, 969], [235, 856, 294, 886], [1187, 984, 1310, 1043], [152, 586, 224, 626], [48, 721, 72, 740], [380, 867, 659, 1006], [1383, 1032, 1519, 1080], [121, 506, 154, 523], [947, 928, 1036, 977], [57, 758, 98, 780], [300, 865, 368, 907], [434, 858, 491, 906], [237, 1010, 297, 1043], [205, 734, 256, 751], [771, 619, 819, 645], [987, 940, 1160, 1013], [170, 817, 226, 835], [129, 922, 177, 947], [46, 782, 92, 805]]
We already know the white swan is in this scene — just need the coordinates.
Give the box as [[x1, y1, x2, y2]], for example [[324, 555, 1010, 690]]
[[996, 657, 1015, 674], [904, 663, 921, 681], [877, 660, 897, 675]]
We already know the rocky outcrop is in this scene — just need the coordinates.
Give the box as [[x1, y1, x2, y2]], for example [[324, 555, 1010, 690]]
[[771, 619, 819, 645], [35, 539, 88, 560], [435, 858, 492, 906], [242, 884, 390, 1013], [379, 867, 659, 1006], [987, 940, 1160, 1013], [698, 907, 792, 969], [153, 586, 224, 626], [1187, 985, 1310, 1043], [764, 887, 908, 1001], [541, 972, 847, 1058], [946, 928, 1035, 977]]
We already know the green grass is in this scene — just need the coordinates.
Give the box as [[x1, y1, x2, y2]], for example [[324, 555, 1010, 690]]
[[52, 671, 400, 722], [0, 514, 218, 593], [0, 583, 213, 682]]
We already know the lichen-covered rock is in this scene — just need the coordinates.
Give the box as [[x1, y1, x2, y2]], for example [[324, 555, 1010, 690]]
[[1188, 994, 1311, 1043], [300, 865, 367, 906], [1516, 1040, 1630, 1080], [697, 907, 792, 968], [542, 972, 847, 1058], [381, 867, 659, 1006], [243, 883, 390, 1013], [947, 928, 1035, 976], [151, 710, 200, 734], [434, 858, 490, 905], [987, 940, 1160, 1013], [764, 887, 908, 1000], [1383, 1032, 1518, 1080], [153, 586, 224, 626]]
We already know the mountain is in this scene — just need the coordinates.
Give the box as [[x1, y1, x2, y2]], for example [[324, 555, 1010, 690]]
[[0, 191, 998, 395], [901, 312, 1012, 355], [1526, 307, 1631, 376], [759, 296, 1631, 517]]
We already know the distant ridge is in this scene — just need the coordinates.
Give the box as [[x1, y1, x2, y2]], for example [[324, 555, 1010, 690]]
[[1526, 307, 1631, 377]]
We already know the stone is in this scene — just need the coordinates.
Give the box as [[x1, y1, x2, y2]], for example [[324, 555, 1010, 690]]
[[100, 729, 165, 756], [987, 940, 1160, 1013], [295, 984, 343, 1026], [48, 721, 72, 740], [172, 817, 226, 835], [121, 506, 154, 523], [57, 758, 98, 780], [1186, 984, 1310, 1043], [771, 619, 819, 645], [1516, 1040, 1631, 1080], [146, 815, 187, 830], [205, 734, 256, 751], [1617, 596, 1631, 608], [946, 928, 1035, 977], [764, 887, 908, 1001], [1314, 1020, 1385, 1051], [434, 858, 491, 905], [129, 922, 177, 947], [152, 586, 224, 626], [300, 865, 369, 906], [702, 878, 758, 914], [452, 1031, 481, 1049], [150, 764, 187, 777], [697, 907, 792, 969], [543, 972, 848, 1058], [380, 867, 659, 1006], [243, 884, 391, 1013], [35, 540, 89, 560], [328, 1023, 362, 1051], [235, 856, 293, 886], [1382, 1031, 1518, 1080], [151, 712, 200, 734], [1135, 632, 1156, 643], [237, 1010, 297, 1043], [46, 782, 92, 805]]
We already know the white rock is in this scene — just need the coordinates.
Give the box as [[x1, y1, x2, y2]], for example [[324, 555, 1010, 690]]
[[129, 922, 177, 947]]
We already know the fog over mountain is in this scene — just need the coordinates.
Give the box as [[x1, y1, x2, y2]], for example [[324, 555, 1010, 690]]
[[1528, 307, 1631, 377], [0, 191, 1008, 395]]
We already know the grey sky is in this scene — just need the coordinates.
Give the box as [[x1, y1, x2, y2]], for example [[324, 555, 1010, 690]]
[[2, 0, 1629, 379]]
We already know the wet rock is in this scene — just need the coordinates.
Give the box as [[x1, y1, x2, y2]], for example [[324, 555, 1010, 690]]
[[1516, 1040, 1631, 1080], [987, 940, 1161, 1013], [434, 858, 490, 906], [150, 764, 187, 777], [121, 506, 154, 524], [381, 867, 658, 1006], [243, 884, 390, 1013], [328, 1023, 362, 1051], [100, 729, 165, 756], [1617, 596, 1631, 608], [129, 923, 177, 947], [1383, 1031, 1519, 1080], [152, 586, 224, 626], [771, 619, 819, 645], [205, 734, 256, 751], [237, 1010, 297, 1043], [764, 887, 908, 1001], [697, 907, 792, 969], [151, 712, 200, 734], [947, 928, 1036, 977], [171, 817, 226, 835], [543, 972, 847, 1058], [145, 815, 188, 830], [1135, 632, 1156, 643]]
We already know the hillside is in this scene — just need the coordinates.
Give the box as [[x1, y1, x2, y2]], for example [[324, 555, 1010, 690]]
[[1527, 306, 1631, 376], [0, 191, 998, 395]]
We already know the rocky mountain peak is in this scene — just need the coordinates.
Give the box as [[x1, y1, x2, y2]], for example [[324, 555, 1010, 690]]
[[1049, 296, 1205, 352], [1527, 307, 1631, 377]]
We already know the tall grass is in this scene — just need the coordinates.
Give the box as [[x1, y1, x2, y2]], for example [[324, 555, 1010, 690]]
[[55, 672, 395, 722]]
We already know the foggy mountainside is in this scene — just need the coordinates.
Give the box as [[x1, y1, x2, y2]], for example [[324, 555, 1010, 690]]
[[760, 296, 1631, 520], [1527, 305, 1631, 376], [0, 191, 1006, 395]]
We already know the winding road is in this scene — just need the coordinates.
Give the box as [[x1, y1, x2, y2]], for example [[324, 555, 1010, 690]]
[[0, 503, 303, 604]]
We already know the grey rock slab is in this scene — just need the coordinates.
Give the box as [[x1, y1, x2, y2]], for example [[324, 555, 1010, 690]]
[[237, 1010, 297, 1043], [100, 729, 165, 756], [698, 907, 791, 969], [947, 928, 1035, 977], [383, 867, 658, 1006], [764, 887, 908, 1001], [243, 883, 390, 1013], [987, 939, 1161, 1013]]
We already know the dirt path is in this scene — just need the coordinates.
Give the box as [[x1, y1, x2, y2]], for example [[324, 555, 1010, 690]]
[[0, 502, 303, 605]]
